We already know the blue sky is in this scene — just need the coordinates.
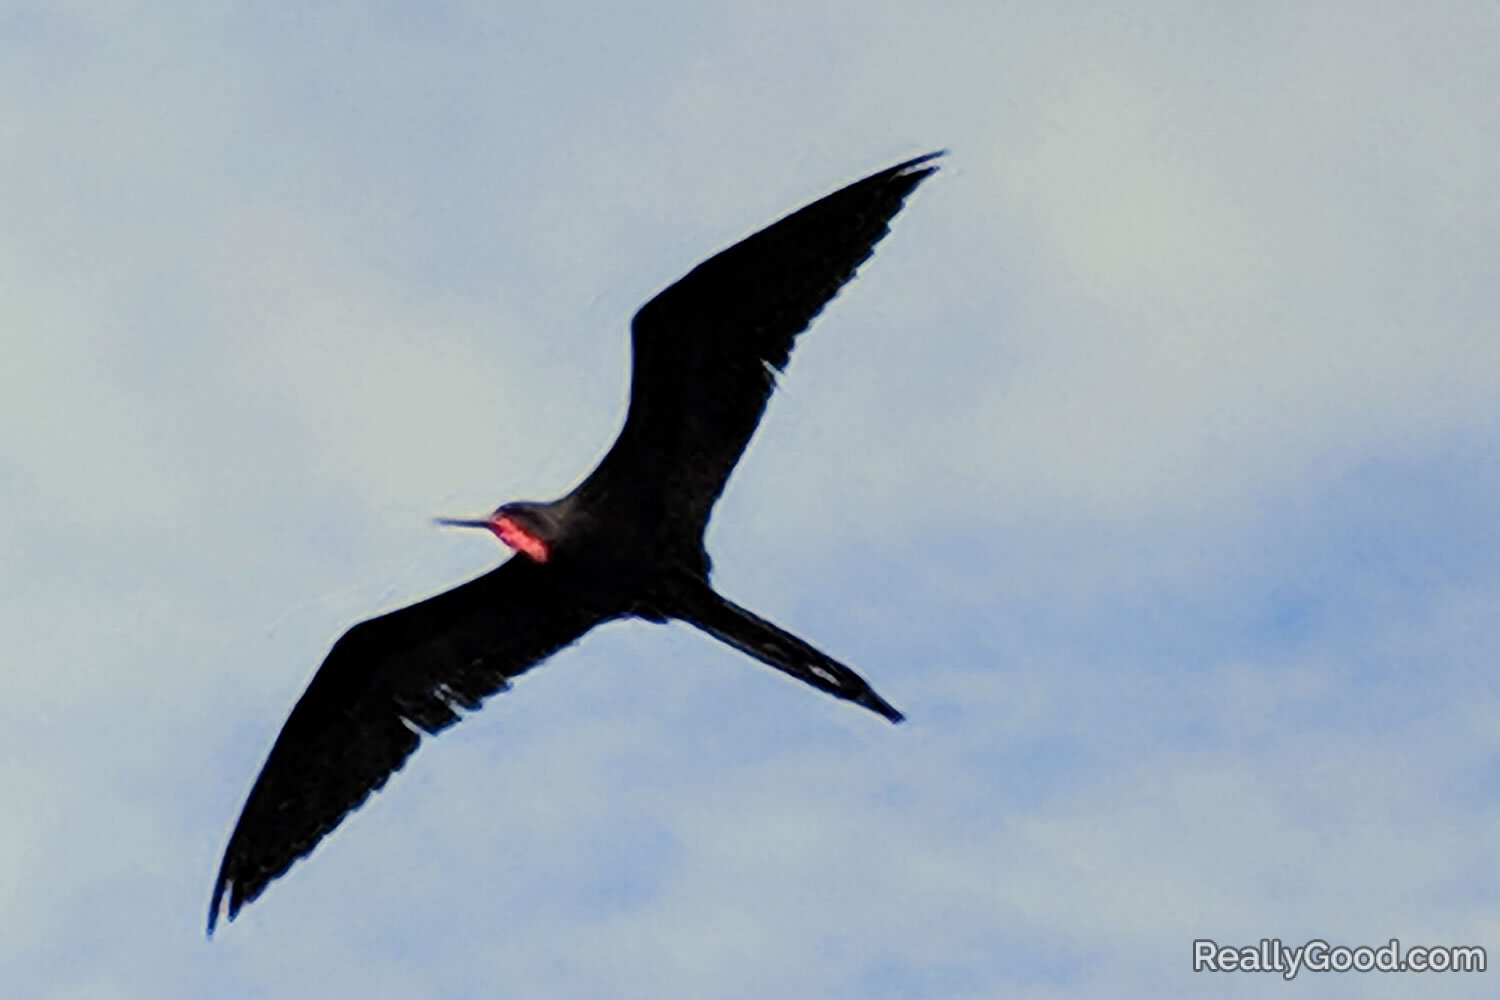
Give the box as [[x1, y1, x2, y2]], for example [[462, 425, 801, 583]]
[[3, 2, 1498, 997]]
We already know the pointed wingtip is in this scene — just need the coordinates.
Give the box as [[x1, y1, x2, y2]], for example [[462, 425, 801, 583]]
[[891, 149, 946, 179], [206, 874, 230, 939]]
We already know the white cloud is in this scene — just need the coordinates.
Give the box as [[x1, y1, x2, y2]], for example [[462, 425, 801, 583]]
[[3, 2, 1499, 998]]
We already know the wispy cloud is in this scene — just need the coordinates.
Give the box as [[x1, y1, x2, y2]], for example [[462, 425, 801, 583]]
[[3, 2, 1497, 998]]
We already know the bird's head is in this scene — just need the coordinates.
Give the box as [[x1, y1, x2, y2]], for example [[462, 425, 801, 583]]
[[435, 501, 555, 563]]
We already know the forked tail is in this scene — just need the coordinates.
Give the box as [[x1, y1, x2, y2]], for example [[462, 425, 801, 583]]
[[675, 585, 904, 723]]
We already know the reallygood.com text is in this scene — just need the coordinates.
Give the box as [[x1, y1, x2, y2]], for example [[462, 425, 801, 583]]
[[1193, 938, 1485, 980]]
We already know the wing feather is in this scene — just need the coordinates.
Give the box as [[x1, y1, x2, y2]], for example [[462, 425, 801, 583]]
[[577, 152, 942, 532], [208, 558, 614, 934]]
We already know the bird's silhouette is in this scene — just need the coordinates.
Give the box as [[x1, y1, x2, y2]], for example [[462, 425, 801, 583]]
[[209, 151, 942, 934]]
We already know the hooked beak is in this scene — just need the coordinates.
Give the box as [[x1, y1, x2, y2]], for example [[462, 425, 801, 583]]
[[433, 516, 495, 530]]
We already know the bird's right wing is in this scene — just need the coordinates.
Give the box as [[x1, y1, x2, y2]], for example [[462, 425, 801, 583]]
[[208, 556, 615, 935]]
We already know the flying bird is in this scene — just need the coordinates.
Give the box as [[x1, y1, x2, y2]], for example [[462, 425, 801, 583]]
[[209, 151, 942, 935]]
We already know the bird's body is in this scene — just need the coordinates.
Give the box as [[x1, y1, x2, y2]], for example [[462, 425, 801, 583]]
[[209, 151, 942, 934]]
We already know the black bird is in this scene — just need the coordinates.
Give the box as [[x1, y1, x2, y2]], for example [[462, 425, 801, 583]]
[[209, 151, 942, 935]]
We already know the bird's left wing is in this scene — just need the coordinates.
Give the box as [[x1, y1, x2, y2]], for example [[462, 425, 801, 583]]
[[208, 557, 614, 935]]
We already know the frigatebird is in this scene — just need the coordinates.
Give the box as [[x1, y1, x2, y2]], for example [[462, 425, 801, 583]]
[[208, 151, 941, 935]]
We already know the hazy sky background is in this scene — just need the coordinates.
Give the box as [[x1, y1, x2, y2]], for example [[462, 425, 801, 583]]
[[3, 2, 1498, 997]]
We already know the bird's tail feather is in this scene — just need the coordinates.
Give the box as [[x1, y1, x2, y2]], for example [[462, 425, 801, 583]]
[[675, 586, 904, 723]]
